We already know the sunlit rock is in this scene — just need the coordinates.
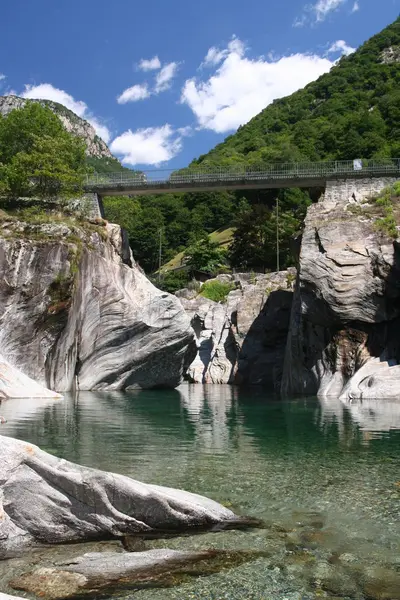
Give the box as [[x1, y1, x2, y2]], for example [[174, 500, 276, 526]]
[[0, 221, 195, 391], [0, 354, 62, 399], [282, 177, 400, 398], [0, 435, 242, 559], [182, 270, 295, 388], [10, 550, 213, 599]]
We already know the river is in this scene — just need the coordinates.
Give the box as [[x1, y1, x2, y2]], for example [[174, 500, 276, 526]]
[[1, 385, 400, 599]]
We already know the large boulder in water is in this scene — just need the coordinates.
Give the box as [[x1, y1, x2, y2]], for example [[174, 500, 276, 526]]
[[0, 435, 239, 559]]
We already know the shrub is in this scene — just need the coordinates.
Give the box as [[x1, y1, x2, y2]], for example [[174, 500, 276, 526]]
[[155, 270, 190, 294], [200, 280, 235, 303], [372, 183, 399, 238]]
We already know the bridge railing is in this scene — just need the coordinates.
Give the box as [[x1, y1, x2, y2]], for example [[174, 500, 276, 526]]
[[85, 159, 400, 188]]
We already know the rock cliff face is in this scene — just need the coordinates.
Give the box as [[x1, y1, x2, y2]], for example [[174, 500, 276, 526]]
[[0, 96, 112, 159], [282, 178, 400, 399], [0, 218, 195, 391], [180, 271, 295, 389]]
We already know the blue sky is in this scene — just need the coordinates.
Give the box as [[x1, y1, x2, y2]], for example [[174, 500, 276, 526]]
[[1, 0, 398, 169]]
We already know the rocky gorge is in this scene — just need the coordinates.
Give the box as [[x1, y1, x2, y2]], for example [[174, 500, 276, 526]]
[[178, 269, 295, 390], [1, 177, 400, 399], [179, 178, 400, 400]]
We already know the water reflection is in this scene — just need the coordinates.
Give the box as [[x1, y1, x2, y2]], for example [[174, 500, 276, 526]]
[[2, 389, 400, 457], [318, 396, 400, 445], [178, 384, 244, 453]]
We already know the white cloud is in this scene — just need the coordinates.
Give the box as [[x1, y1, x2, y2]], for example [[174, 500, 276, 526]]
[[138, 56, 161, 71], [176, 126, 193, 137], [201, 38, 245, 67], [22, 83, 87, 117], [117, 84, 150, 104], [110, 125, 183, 166], [117, 61, 179, 105], [19, 83, 111, 142], [314, 0, 347, 21], [351, 1, 359, 12], [293, 15, 307, 27], [155, 62, 179, 93], [88, 118, 112, 144], [0, 74, 6, 81], [181, 39, 334, 134], [327, 40, 356, 56], [202, 47, 228, 67], [294, 0, 350, 26]]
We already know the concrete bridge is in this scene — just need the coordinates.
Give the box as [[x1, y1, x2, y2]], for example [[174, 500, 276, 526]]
[[86, 159, 400, 197]]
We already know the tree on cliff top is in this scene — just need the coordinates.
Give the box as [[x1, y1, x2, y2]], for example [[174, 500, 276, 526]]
[[0, 103, 87, 198]]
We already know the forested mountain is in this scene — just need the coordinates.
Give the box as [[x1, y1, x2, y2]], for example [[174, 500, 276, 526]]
[[193, 17, 400, 166], [105, 17, 400, 279]]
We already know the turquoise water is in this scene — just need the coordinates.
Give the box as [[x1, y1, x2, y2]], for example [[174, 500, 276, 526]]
[[1, 385, 400, 599]]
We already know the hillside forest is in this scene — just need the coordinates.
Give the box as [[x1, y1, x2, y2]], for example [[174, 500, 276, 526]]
[[103, 17, 400, 289]]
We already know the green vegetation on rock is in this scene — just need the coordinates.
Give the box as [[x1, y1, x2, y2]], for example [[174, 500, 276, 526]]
[[183, 237, 228, 274], [200, 280, 235, 303], [372, 181, 400, 238]]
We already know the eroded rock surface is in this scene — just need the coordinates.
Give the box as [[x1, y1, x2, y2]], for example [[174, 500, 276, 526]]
[[181, 270, 295, 389], [282, 177, 400, 399], [0, 220, 195, 391], [0, 354, 62, 399], [0, 435, 238, 559]]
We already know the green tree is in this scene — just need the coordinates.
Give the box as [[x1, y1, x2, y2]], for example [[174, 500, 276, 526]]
[[0, 103, 86, 198], [229, 204, 300, 271], [184, 237, 228, 274]]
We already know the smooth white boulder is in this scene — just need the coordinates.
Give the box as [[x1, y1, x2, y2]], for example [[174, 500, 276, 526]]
[[0, 354, 62, 399], [339, 357, 400, 400], [0, 435, 237, 559], [0, 222, 195, 391]]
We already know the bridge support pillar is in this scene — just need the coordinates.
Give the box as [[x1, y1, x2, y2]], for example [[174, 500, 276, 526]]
[[78, 193, 105, 219], [324, 177, 398, 207], [95, 194, 105, 219]]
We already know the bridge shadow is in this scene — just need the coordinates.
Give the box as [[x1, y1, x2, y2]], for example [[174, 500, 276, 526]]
[[233, 289, 293, 391]]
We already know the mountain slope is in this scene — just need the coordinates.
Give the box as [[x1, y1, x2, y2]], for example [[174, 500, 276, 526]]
[[192, 17, 400, 167], [0, 95, 112, 159]]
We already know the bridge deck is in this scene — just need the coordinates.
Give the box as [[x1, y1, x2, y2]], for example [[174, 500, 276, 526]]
[[85, 160, 400, 196]]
